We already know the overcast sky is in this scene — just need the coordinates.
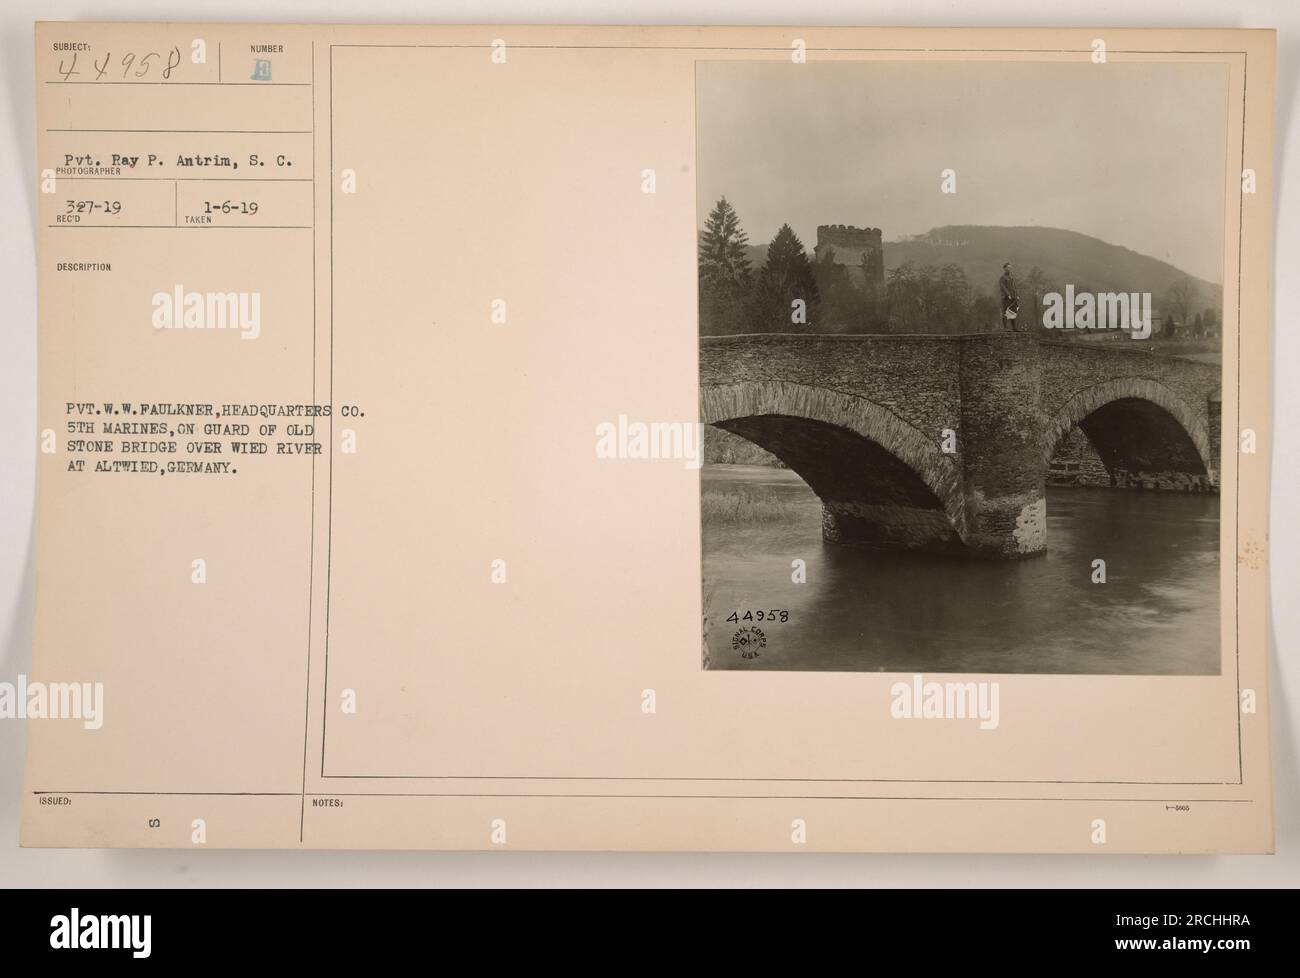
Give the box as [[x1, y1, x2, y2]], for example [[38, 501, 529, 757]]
[[696, 60, 1230, 283]]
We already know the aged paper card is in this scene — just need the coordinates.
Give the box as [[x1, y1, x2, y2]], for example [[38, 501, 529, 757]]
[[23, 24, 1274, 852]]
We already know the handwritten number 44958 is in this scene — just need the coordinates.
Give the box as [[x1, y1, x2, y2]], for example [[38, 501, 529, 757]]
[[58, 48, 182, 81]]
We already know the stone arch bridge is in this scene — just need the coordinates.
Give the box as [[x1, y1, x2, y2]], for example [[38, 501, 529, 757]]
[[700, 333, 1221, 558]]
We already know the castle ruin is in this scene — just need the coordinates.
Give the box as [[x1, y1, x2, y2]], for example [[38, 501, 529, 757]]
[[814, 224, 885, 291]]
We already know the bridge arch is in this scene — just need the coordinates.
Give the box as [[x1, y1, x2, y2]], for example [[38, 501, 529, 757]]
[[1044, 377, 1214, 489], [701, 381, 967, 547]]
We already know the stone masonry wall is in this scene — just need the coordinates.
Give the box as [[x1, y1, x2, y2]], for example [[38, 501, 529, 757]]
[[699, 333, 1222, 557], [814, 224, 885, 290], [1039, 342, 1221, 487], [700, 334, 962, 448]]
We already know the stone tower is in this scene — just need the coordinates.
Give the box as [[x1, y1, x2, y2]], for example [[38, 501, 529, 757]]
[[814, 224, 885, 290]]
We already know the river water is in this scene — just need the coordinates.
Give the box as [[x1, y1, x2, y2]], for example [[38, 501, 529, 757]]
[[701, 464, 1220, 674]]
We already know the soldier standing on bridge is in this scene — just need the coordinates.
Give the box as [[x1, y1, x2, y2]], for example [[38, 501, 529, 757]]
[[999, 261, 1023, 331]]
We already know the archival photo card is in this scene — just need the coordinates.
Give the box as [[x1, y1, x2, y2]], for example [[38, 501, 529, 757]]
[[23, 24, 1273, 853]]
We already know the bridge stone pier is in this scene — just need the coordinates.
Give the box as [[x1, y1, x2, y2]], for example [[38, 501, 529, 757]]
[[699, 333, 1221, 559]]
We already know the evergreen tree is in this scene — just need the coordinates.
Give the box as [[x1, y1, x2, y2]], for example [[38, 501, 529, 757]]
[[698, 197, 752, 334], [752, 224, 819, 331]]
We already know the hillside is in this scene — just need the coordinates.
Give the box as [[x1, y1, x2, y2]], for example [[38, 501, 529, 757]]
[[743, 225, 1222, 317]]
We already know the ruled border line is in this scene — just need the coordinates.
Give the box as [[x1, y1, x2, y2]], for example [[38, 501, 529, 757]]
[[313, 43, 1250, 794]]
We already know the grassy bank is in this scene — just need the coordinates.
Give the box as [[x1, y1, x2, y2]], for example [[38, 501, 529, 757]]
[[701, 486, 797, 524]]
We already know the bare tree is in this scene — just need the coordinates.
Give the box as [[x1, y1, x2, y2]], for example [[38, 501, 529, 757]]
[[1164, 274, 1197, 325]]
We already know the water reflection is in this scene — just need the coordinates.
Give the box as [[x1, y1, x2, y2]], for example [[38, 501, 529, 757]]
[[702, 465, 1219, 674]]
